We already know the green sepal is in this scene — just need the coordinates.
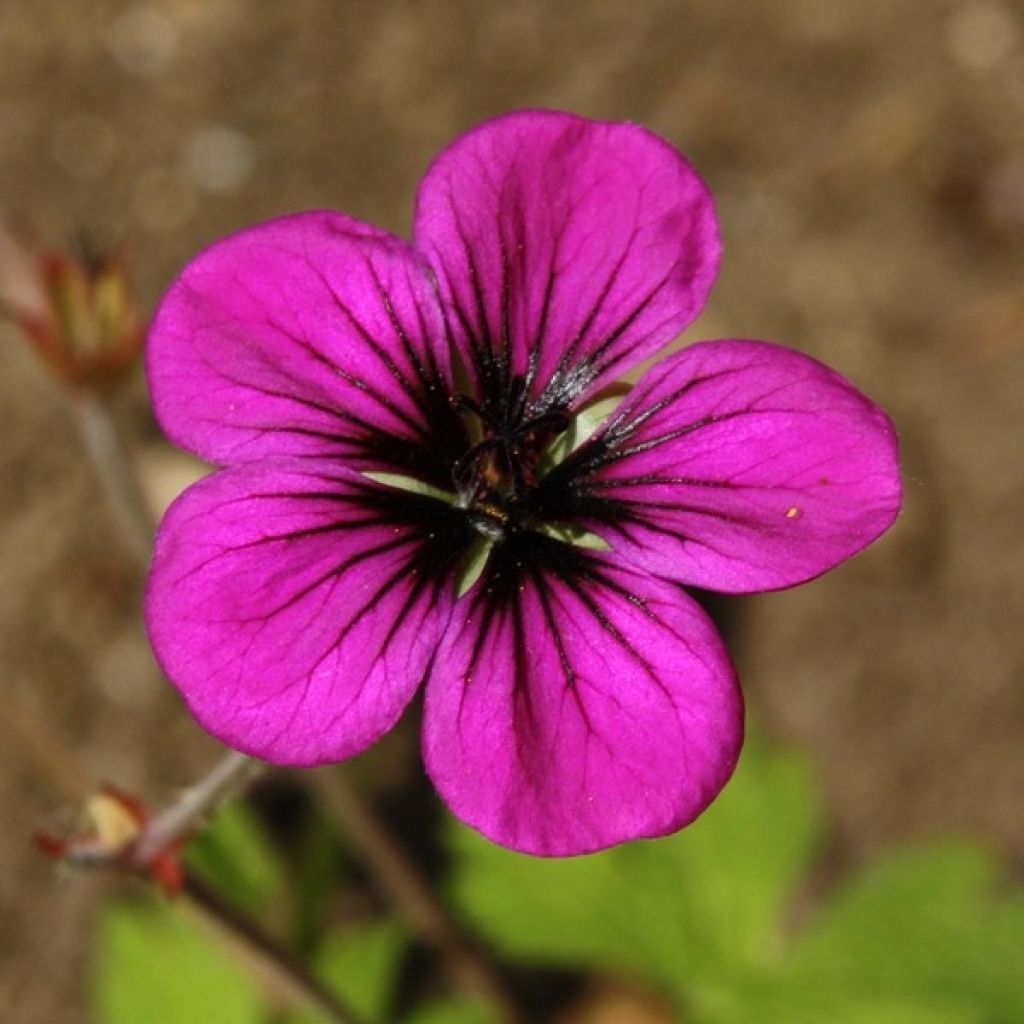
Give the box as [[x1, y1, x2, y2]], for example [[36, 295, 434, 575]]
[[455, 537, 495, 597], [535, 521, 612, 551], [538, 384, 630, 477], [362, 471, 457, 504]]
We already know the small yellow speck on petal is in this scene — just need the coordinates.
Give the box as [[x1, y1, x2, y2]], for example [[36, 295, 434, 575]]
[[786, 506, 802, 519]]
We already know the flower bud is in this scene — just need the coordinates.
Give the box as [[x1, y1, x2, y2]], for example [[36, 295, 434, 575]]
[[0, 223, 145, 390]]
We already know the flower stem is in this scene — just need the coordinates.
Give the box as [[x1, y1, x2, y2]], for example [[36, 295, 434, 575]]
[[311, 768, 524, 1024], [133, 750, 263, 865], [182, 870, 365, 1024], [2, 693, 362, 1024], [70, 389, 154, 564]]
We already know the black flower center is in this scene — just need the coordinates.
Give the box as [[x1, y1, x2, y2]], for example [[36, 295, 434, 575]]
[[450, 388, 568, 540]]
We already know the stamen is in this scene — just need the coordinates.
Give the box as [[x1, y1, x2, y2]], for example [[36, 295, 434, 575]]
[[452, 437, 501, 495], [450, 389, 572, 533]]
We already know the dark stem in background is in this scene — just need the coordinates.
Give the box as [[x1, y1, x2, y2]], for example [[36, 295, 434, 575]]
[[311, 768, 525, 1024], [184, 871, 365, 1024]]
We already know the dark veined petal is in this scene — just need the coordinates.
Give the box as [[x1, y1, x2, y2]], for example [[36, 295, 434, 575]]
[[147, 211, 466, 488], [538, 340, 901, 593], [414, 110, 720, 418], [422, 533, 743, 855], [145, 460, 474, 765]]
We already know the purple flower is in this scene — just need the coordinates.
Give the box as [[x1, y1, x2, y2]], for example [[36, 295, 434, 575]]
[[145, 111, 900, 855]]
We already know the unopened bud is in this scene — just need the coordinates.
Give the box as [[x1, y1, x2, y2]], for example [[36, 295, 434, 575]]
[[0, 223, 145, 390]]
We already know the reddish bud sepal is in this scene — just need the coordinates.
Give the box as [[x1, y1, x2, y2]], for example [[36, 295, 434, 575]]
[[33, 783, 185, 896]]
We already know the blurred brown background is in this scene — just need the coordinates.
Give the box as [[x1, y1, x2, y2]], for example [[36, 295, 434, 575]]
[[1, 1, 1022, 1021]]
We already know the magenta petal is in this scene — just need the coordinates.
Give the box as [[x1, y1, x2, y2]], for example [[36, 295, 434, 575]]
[[147, 211, 464, 486], [547, 339, 902, 592], [414, 111, 721, 409], [422, 550, 743, 855], [145, 460, 467, 765]]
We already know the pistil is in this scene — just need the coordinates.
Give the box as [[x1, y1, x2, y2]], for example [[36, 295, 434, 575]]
[[450, 391, 570, 535]]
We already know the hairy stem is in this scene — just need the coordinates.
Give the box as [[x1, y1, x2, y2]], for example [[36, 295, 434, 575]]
[[311, 768, 524, 1024], [71, 389, 154, 564], [133, 750, 263, 864]]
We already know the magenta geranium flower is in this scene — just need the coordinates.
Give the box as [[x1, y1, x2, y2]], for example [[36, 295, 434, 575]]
[[146, 111, 900, 855]]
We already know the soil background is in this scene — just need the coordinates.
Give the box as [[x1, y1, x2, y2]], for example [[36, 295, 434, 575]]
[[1, 1, 1022, 1022]]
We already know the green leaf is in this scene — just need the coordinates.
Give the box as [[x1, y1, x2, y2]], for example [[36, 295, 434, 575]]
[[97, 902, 408, 1024], [703, 985, 981, 1024], [404, 999, 494, 1024], [184, 800, 284, 917], [446, 735, 1024, 1023], [447, 737, 822, 1002], [93, 901, 264, 1024], [785, 841, 1024, 1021], [291, 920, 407, 1024]]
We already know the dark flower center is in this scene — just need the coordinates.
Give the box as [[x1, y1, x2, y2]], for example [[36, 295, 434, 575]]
[[450, 390, 569, 540]]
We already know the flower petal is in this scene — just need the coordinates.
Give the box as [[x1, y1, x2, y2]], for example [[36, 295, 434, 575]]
[[414, 111, 720, 416], [146, 460, 474, 765], [538, 340, 901, 592], [422, 534, 742, 855], [147, 211, 466, 488]]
